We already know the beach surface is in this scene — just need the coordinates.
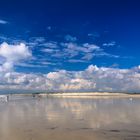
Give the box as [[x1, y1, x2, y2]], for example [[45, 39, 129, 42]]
[[0, 93, 140, 140]]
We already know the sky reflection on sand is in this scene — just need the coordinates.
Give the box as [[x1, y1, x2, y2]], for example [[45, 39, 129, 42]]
[[0, 96, 140, 140]]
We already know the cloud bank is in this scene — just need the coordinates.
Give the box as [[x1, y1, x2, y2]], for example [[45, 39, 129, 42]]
[[0, 42, 140, 93], [0, 65, 140, 93]]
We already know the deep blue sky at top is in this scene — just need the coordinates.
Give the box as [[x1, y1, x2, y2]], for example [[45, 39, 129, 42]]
[[0, 0, 140, 73]]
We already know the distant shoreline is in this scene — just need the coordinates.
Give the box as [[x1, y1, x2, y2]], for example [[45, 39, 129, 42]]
[[40, 92, 140, 98], [1, 92, 140, 102], [4, 92, 140, 97], [1, 92, 140, 98]]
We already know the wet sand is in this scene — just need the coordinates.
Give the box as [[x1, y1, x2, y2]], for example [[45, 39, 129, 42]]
[[0, 95, 140, 140]]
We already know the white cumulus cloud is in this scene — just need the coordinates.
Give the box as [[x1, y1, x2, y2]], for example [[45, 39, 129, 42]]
[[0, 64, 140, 93], [0, 42, 140, 94], [0, 42, 31, 72]]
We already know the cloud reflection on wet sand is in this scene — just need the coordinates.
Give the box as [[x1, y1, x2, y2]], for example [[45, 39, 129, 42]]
[[0, 96, 140, 140]]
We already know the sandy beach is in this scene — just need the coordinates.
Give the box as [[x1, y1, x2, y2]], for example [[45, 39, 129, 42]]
[[0, 94, 140, 140]]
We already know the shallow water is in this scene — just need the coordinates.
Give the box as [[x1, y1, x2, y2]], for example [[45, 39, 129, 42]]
[[0, 95, 140, 140]]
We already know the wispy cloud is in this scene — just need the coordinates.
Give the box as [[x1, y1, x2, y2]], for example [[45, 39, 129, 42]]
[[0, 19, 8, 24], [61, 42, 119, 61], [103, 41, 116, 47], [39, 41, 120, 63], [0, 35, 125, 73], [65, 35, 77, 42], [68, 59, 87, 63], [88, 32, 100, 38]]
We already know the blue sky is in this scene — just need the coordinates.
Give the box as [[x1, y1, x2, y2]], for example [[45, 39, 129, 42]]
[[0, 0, 140, 93]]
